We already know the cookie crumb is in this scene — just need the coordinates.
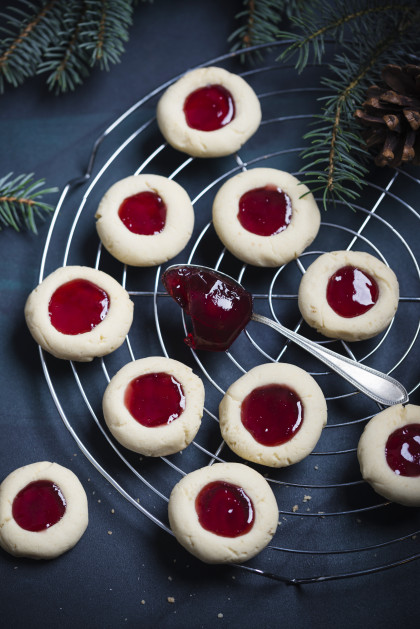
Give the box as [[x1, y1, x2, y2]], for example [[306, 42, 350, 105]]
[[167, 597, 175, 604], [292, 505, 299, 512], [168, 576, 173, 581], [111, 509, 115, 514], [218, 613, 224, 619], [107, 530, 113, 535], [97, 499, 101, 503], [303, 495, 312, 502], [141, 600, 145, 605], [314, 465, 319, 470], [412, 535, 417, 540]]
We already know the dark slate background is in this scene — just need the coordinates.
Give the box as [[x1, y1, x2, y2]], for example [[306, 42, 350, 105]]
[[0, 2, 419, 627]]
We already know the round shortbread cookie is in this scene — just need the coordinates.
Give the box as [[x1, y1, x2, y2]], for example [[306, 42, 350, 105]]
[[357, 404, 420, 507], [25, 266, 134, 362], [102, 357, 205, 457], [156, 66, 261, 158], [219, 363, 327, 468], [95, 175, 194, 266], [298, 250, 399, 341], [212, 168, 321, 267], [0, 461, 88, 559], [168, 462, 278, 564]]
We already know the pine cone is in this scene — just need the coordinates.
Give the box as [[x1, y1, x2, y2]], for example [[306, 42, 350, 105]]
[[354, 64, 420, 167]]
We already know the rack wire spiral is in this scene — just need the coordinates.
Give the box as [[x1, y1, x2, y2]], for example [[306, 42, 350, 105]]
[[38, 43, 420, 584]]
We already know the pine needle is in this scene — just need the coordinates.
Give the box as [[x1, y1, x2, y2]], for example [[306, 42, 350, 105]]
[[0, 172, 57, 233]]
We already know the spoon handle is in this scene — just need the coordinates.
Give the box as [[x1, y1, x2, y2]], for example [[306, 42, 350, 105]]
[[251, 313, 408, 406]]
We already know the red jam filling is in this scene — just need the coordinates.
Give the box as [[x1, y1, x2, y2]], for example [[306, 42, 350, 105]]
[[183, 84, 235, 131], [241, 384, 303, 446], [195, 480, 254, 537], [49, 278, 110, 335], [326, 265, 379, 318], [161, 266, 253, 352], [118, 191, 167, 235], [124, 372, 185, 428], [385, 423, 420, 477], [238, 186, 292, 236], [12, 480, 66, 532]]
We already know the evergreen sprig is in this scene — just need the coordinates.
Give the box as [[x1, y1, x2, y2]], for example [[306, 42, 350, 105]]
[[231, 0, 420, 209], [0, 0, 135, 94], [0, 172, 57, 232]]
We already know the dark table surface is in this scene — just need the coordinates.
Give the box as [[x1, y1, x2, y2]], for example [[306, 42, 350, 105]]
[[1, 2, 419, 627]]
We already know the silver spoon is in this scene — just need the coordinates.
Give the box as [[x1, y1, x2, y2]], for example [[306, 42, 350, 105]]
[[162, 264, 408, 407]]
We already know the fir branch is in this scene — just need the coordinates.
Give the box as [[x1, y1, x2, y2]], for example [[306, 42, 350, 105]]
[[0, 173, 57, 233], [37, 1, 92, 94], [0, 0, 61, 92], [0, 0, 137, 93], [300, 11, 419, 208], [80, 0, 133, 71], [277, 1, 415, 72], [229, 0, 294, 54]]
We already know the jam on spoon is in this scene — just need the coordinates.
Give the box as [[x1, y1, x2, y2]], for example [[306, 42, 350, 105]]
[[161, 265, 252, 351]]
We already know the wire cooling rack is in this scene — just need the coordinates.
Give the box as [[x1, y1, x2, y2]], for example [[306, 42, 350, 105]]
[[38, 43, 420, 584]]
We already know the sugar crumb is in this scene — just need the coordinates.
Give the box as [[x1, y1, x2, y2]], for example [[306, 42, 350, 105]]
[[314, 465, 319, 470], [168, 576, 173, 581]]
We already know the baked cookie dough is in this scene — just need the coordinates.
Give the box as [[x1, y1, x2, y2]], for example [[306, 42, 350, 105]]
[[156, 66, 261, 158], [102, 357, 205, 457], [95, 175, 194, 266], [298, 250, 399, 341], [0, 461, 88, 559], [25, 265, 134, 362], [357, 404, 420, 507], [219, 362, 327, 468], [212, 168, 321, 267], [168, 462, 278, 563]]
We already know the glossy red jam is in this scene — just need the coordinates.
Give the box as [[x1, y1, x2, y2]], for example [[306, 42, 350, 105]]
[[49, 278, 110, 335], [326, 265, 379, 318], [195, 480, 254, 537], [183, 84, 235, 131], [161, 266, 253, 351], [12, 480, 66, 532], [385, 423, 420, 477], [118, 191, 166, 235], [124, 372, 185, 427], [238, 186, 292, 236], [241, 384, 303, 446]]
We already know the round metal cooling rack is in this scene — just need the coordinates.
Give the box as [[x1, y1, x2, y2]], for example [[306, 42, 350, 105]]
[[38, 43, 420, 584]]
